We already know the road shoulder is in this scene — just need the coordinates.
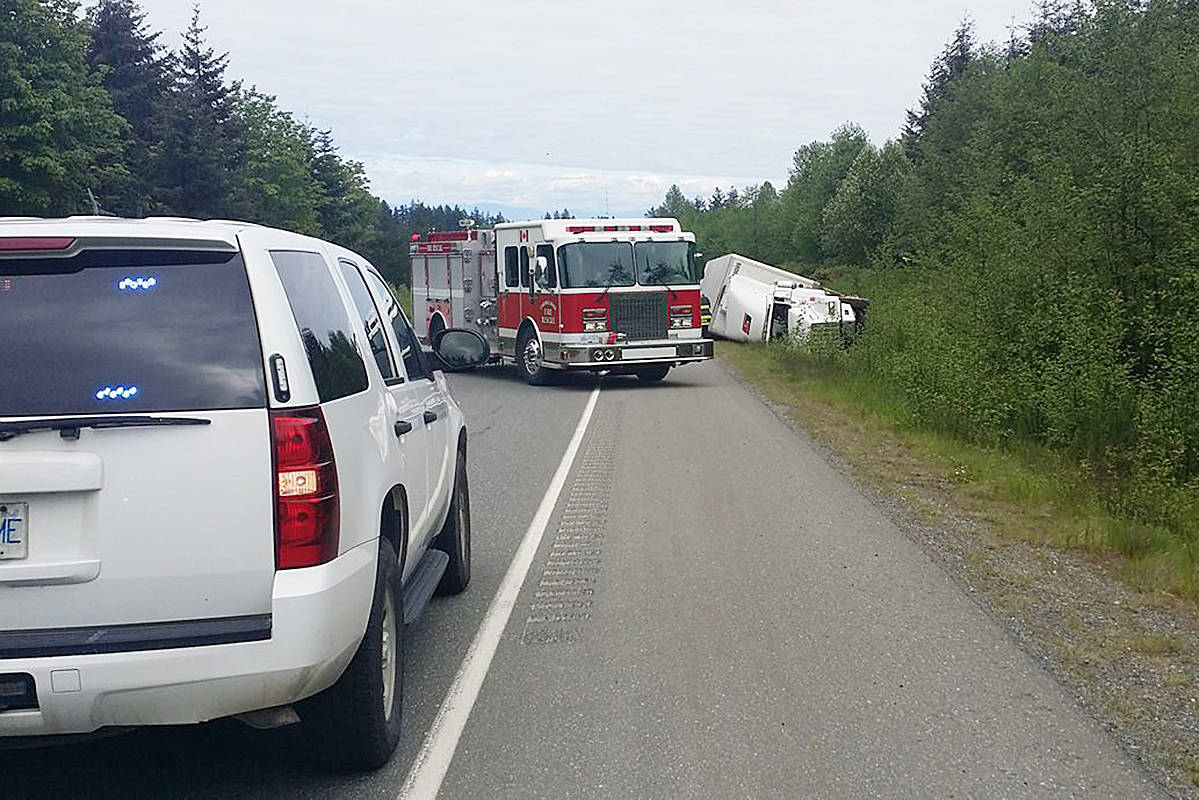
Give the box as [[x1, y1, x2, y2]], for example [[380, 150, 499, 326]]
[[719, 348, 1199, 799]]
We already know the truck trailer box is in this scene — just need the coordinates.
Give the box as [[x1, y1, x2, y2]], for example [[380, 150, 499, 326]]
[[701, 253, 864, 343]]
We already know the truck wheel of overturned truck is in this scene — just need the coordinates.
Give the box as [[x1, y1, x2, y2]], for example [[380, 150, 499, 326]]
[[516, 328, 552, 385], [636, 365, 671, 383]]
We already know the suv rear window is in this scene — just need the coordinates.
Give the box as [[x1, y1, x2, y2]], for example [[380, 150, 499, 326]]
[[0, 249, 266, 417]]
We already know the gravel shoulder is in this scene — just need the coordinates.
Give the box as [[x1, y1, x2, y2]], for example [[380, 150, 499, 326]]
[[719, 353, 1199, 799]]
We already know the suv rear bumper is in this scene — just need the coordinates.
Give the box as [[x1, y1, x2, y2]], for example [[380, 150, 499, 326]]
[[0, 541, 376, 736]]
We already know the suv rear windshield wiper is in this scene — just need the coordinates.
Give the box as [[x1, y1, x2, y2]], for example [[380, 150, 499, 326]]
[[0, 416, 212, 442]]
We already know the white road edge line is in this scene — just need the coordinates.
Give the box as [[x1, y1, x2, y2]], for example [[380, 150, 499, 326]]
[[399, 384, 602, 800]]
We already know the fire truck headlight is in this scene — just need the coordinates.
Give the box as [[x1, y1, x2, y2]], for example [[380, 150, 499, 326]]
[[582, 309, 607, 333], [669, 305, 694, 329]]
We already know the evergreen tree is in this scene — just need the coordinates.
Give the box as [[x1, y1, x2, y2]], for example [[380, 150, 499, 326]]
[[156, 4, 241, 217], [1027, 0, 1088, 44], [0, 0, 125, 215], [652, 184, 691, 218], [710, 187, 726, 209], [310, 127, 378, 250], [87, 0, 171, 215], [901, 20, 977, 158]]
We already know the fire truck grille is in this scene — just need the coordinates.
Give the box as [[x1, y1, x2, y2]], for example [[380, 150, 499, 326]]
[[610, 293, 667, 341]]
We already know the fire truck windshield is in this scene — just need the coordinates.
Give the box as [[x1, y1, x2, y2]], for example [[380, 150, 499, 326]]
[[557, 242, 635, 289], [634, 241, 700, 285]]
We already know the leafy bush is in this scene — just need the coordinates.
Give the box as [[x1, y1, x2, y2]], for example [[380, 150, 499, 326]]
[[658, 0, 1199, 548]]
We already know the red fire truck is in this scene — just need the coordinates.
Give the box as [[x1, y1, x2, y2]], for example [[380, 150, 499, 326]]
[[410, 218, 714, 384]]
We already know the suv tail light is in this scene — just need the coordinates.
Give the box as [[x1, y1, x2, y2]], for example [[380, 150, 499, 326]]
[[271, 408, 339, 569]]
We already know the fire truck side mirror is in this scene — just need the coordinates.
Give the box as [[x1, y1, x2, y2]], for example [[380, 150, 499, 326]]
[[533, 255, 548, 288]]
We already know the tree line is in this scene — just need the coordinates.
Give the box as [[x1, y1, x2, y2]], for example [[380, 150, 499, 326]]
[[0, 0, 507, 285], [655, 0, 1199, 536]]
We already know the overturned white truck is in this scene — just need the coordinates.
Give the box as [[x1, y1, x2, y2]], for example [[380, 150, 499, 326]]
[[700, 254, 868, 343]]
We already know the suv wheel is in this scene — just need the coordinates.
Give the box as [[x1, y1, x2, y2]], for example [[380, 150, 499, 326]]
[[434, 450, 472, 595], [516, 328, 552, 385], [301, 538, 403, 771]]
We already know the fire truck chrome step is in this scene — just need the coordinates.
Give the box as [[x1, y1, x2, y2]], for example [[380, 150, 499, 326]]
[[403, 549, 450, 625]]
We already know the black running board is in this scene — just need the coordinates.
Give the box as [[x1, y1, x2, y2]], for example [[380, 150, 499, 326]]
[[402, 549, 448, 625]]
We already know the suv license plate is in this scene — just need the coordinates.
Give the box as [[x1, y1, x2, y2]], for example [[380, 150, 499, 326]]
[[0, 503, 28, 560]]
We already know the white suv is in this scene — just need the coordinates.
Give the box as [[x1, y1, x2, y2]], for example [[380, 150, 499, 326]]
[[0, 218, 489, 769]]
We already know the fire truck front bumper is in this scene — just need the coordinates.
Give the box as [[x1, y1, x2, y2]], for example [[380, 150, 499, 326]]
[[547, 339, 714, 369]]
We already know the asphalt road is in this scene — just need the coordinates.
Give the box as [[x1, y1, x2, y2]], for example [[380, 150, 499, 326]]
[[8, 360, 1163, 799]]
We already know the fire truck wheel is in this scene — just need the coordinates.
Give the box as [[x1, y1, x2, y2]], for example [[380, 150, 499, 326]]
[[433, 450, 471, 596], [516, 328, 552, 385], [636, 365, 671, 382]]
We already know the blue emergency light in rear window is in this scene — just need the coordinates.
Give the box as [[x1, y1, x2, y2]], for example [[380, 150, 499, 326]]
[[117, 276, 158, 292], [95, 385, 140, 401]]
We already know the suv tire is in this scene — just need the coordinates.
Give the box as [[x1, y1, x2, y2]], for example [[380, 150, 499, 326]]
[[434, 451, 472, 595], [301, 538, 403, 772]]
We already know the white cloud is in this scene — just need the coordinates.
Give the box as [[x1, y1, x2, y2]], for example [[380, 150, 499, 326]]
[[138, 0, 1034, 216], [361, 154, 766, 218]]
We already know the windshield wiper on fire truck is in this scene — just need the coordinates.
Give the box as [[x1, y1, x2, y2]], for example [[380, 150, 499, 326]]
[[643, 264, 679, 300], [593, 264, 632, 303]]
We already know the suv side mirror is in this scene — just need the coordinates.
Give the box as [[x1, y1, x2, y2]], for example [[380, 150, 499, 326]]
[[431, 328, 490, 371]]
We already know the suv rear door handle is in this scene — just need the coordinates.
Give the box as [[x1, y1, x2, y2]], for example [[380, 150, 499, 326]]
[[423, 410, 439, 425], [394, 420, 413, 437]]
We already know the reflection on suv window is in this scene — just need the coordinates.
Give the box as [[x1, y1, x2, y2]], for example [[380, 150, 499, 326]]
[[0, 249, 266, 416], [362, 269, 431, 381], [272, 251, 368, 402], [339, 260, 397, 382]]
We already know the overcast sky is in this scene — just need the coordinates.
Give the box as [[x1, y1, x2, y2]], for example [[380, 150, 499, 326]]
[[137, 0, 1031, 219]]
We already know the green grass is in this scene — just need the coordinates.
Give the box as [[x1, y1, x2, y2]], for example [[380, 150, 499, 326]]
[[392, 282, 413, 317], [720, 340, 1199, 604]]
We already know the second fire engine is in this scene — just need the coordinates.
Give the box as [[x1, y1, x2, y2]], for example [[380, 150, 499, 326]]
[[410, 218, 714, 384]]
